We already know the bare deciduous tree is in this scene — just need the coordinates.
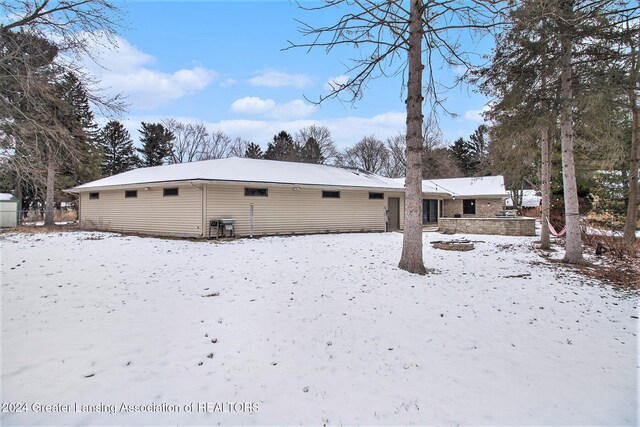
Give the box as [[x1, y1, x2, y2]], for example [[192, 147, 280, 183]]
[[289, 0, 501, 274], [164, 119, 208, 164], [294, 125, 338, 164], [227, 138, 251, 158], [164, 119, 252, 163], [204, 130, 234, 160], [385, 134, 406, 178], [340, 136, 389, 174]]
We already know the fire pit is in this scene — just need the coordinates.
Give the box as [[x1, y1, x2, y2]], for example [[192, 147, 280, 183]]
[[431, 239, 475, 251]]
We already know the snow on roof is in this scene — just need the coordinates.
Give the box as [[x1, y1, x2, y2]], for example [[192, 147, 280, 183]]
[[425, 176, 508, 198], [69, 157, 405, 191], [391, 178, 450, 195], [0, 193, 16, 201], [505, 189, 541, 208], [394, 176, 508, 198]]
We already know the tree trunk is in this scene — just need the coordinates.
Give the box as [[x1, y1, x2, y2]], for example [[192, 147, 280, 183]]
[[15, 173, 23, 222], [44, 153, 56, 227], [624, 25, 639, 244], [540, 125, 551, 249], [398, 0, 427, 275], [559, 28, 584, 264], [624, 89, 639, 243]]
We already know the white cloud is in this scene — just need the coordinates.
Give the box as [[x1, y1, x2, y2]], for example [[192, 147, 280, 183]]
[[325, 75, 349, 91], [113, 111, 407, 149], [230, 97, 277, 115], [249, 70, 313, 88], [463, 105, 490, 123], [271, 99, 316, 120], [230, 97, 316, 120], [81, 36, 217, 110], [210, 111, 404, 147]]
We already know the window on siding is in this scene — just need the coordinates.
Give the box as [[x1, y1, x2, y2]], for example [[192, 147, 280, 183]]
[[163, 188, 179, 197], [244, 188, 268, 197], [89, 192, 99, 200], [125, 190, 137, 198], [369, 192, 384, 200], [463, 199, 476, 215], [322, 190, 340, 198]]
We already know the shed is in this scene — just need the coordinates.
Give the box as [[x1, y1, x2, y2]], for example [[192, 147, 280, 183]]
[[0, 193, 18, 228]]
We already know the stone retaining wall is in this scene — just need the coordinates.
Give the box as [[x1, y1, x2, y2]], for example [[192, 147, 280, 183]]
[[438, 217, 536, 236]]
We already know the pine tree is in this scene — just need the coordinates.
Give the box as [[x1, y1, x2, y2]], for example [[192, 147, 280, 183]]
[[137, 122, 174, 167], [474, 0, 633, 262], [57, 72, 102, 187], [450, 138, 473, 176], [264, 131, 299, 161], [98, 121, 139, 176], [467, 124, 488, 174], [244, 142, 264, 159], [300, 137, 324, 164], [294, 125, 337, 164]]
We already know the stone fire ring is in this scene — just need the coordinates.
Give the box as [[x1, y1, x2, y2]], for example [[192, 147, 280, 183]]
[[431, 240, 475, 251]]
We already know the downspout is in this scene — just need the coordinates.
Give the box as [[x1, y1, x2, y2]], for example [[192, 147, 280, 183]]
[[250, 203, 254, 238], [384, 207, 389, 232]]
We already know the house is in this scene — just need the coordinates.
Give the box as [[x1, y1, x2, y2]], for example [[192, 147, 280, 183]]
[[413, 176, 509, 225], [67, 157, 532, 237], [67, 157, 406, 238], [393, 175, 535, 236]]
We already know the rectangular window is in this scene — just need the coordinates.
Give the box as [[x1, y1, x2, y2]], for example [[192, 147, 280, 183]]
[[89, 192, 99, 200], [322, 190, 340, 199], [463, 199, 476, 215], [369, 192, 384, 200], [125, 190, 137, 198], [163, 188, 179, 197], [244, 188, 268, 197]]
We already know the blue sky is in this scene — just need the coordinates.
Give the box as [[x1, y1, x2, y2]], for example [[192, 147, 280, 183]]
[[89, 0, 490, 149]]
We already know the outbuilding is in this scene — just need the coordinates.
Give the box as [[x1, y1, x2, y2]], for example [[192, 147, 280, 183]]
[[0, 193, 19, 228]]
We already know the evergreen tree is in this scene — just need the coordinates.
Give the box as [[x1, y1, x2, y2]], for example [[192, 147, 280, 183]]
[[137, 122, 174, 167], [300, 137, 324, 164], [264, 131, 299, 161], [98, 121, 139, 176], [294, 125, 337, 164], [467, 124, 488, 174], [450, 138, 473, 176], [244, 142, 264, 159], [474, 0, 633, 261], [57, 72, 102, 192]]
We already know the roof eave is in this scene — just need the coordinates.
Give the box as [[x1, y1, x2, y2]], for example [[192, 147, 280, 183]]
[[66, 178, 405, 193]]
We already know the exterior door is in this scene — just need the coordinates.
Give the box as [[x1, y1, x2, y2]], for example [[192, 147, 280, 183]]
[[388, 197, 400, 230], [422, 199, 438, 224]]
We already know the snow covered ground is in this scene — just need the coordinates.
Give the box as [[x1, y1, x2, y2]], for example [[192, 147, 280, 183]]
[[586, 225, 640, 239], [1, 231, 637, 425]]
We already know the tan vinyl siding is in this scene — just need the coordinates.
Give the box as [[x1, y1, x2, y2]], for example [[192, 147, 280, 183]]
[[79, 185, 203, 237], [206, 183, 404, 237]]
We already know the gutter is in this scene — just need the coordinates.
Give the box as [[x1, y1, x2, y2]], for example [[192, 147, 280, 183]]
[[65, 179, 406, 193]]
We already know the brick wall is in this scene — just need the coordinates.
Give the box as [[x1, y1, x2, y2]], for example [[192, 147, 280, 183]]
[[438, 217, 536, 236], [442, 198, 504, 218]]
